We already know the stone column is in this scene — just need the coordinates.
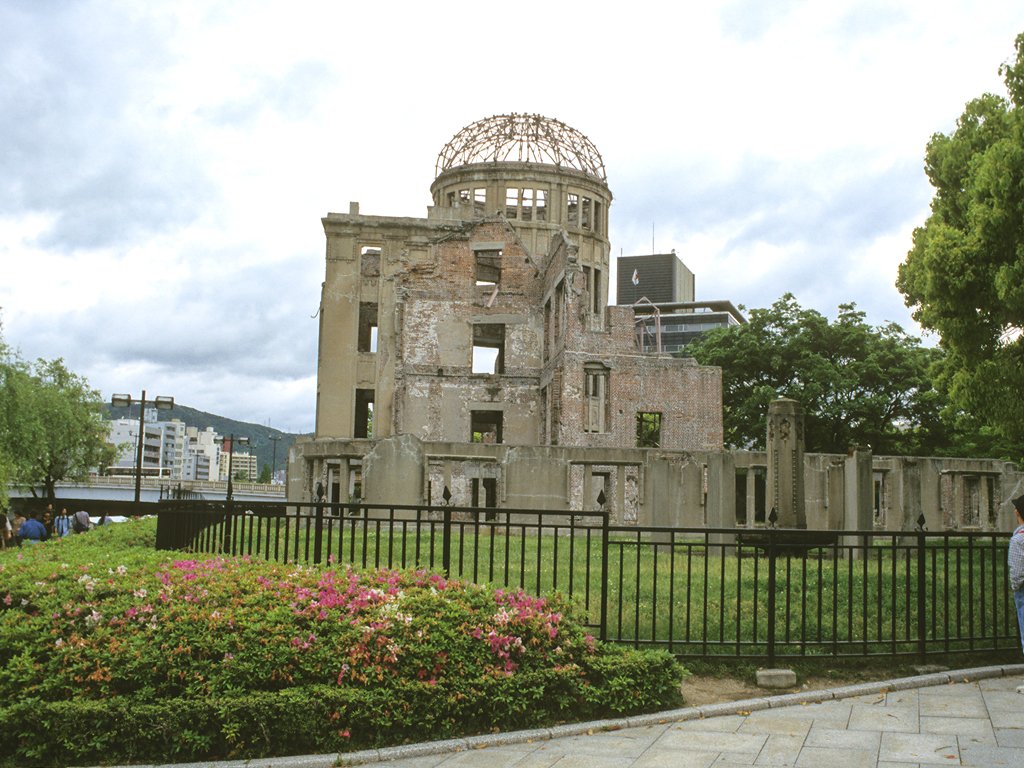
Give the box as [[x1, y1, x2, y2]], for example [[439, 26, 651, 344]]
[[706, 452, 736, 547], [843, 447, 873, 529], [745, 469, 757, 528], [766, 398, 806, 529]]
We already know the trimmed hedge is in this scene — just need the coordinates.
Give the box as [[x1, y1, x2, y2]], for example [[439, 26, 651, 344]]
[[0, 521, 685, 766], [1, 653, 681, 766]]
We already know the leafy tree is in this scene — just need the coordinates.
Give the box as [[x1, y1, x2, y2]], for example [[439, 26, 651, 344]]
[[684, 294, 952, 454], [257, 464, 272, 484], [0, 352, 115, 502], [897, 32, 1024, 450], [0, 336, 33, 511]]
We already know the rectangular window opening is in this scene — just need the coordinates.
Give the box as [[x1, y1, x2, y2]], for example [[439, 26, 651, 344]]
[[521, 188, 533, 221], [581, 196, 592, 230], [358, 302, 378, 353], [472, 324, 505, 374], [505, 188, 519, 219], [567, 193, 579, 227], [535, 189, 547, 221], [473, 188, 486, 215], [475, 249, 502, 287], [471, 410, 503, 444], [593, 268, 602, 313], [355, 389, 375, 439], [636, 411, 662, 448], [584, 365, 609, 433]]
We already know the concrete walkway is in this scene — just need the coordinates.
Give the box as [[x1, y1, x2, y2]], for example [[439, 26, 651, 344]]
[[110, 664, 1024, 768]]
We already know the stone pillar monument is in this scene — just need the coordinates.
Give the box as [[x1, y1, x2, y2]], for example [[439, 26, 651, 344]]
[[767, 398, 806, 529]]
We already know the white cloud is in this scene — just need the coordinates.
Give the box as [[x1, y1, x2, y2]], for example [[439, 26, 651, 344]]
[[1, 0, 1022, 433]]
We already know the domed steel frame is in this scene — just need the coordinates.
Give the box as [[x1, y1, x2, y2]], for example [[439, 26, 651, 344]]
[[436, 114, 607, 182]]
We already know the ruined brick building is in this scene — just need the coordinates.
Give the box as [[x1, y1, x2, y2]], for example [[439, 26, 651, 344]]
[[289, 114, 1023, 532], [290, 114, 723, 519]]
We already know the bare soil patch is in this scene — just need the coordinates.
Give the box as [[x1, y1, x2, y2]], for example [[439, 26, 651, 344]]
[[680, 673, 871, 707]]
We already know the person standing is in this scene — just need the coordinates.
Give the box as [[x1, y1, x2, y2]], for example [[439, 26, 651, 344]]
[[54, 508, 72, 537], [1011, 496, 1024, 653]]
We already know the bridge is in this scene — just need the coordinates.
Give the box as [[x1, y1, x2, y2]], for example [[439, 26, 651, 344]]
[[9, 475, 286, 506]]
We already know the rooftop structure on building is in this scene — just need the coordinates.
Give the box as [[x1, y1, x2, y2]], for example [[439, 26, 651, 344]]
[[616, 252, 746, 354]]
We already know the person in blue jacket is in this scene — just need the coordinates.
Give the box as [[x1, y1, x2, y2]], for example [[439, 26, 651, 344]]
[[18, 512, 48, 544]]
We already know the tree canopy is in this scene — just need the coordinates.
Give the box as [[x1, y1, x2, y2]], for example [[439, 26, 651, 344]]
[[684, 294, 952, 455], [897, 32, 1024, 450], [0, 333, 114, 508]]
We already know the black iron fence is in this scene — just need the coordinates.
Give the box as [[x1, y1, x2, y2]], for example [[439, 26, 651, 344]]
[[155, 500, 1020, 662]]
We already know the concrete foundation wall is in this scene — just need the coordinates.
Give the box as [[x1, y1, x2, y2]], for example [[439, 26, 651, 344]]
[[289, 437, 1022, 534]]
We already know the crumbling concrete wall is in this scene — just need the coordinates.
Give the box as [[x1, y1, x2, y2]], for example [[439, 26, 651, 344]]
[[288, 434, 1023, 534]]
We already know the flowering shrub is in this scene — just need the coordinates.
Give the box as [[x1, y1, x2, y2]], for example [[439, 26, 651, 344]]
[[0, 519, 684, 765]]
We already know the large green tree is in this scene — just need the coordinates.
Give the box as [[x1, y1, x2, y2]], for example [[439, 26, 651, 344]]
[[684, 294, 951, 454], [0, 347, 115, 505], [897, 32, 1024, 450]]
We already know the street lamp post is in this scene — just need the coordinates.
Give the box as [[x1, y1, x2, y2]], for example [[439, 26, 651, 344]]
[[270, 435, 281, 484], [219, 433, 250, 500], [111, 390, 174, 515]]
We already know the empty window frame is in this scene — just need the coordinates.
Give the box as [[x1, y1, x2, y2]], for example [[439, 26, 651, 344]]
[[504, 188, 546, 221], [355, 389, 375, 439], [472, 323, 505, 374], [583, 364, 610, 433], [636, 411, 662, 448], [505, 188, 519, 219], [567, 193, 594, 230], [450, 188, 487, 213], [471, 410, 503, 444], [535, 189, 547, 221], [358, 302, 378, 352], [475, 249, 502, 287]]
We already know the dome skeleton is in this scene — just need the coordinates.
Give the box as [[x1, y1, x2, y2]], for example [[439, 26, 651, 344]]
[[435, 114, 607, 182]]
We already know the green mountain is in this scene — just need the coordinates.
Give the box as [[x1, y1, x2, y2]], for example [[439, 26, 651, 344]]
[[104, 402, 307, 479]]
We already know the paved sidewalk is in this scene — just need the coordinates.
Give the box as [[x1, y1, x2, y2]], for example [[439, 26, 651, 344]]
[[332, 664, 1024, 768]]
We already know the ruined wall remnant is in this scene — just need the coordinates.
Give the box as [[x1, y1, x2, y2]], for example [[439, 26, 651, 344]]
[[766, 398, 806, 528]]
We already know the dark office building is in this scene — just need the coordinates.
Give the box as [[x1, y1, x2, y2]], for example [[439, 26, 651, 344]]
[[616, 253, 695, 305], [615, 253, 745, 352]]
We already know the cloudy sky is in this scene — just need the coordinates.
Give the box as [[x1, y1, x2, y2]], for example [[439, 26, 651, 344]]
[[2, 1, 1022, 434]]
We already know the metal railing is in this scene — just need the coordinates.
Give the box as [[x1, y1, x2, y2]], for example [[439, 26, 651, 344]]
[[154, 500, 1019, 662]]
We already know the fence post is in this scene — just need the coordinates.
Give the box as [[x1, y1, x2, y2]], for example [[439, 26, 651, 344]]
[[313, 484, 325, 565], [916, 514, 927, 660], [599, 496, 610, 642], [765, 509, 779, 666], [441, 486, 452, 576]]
